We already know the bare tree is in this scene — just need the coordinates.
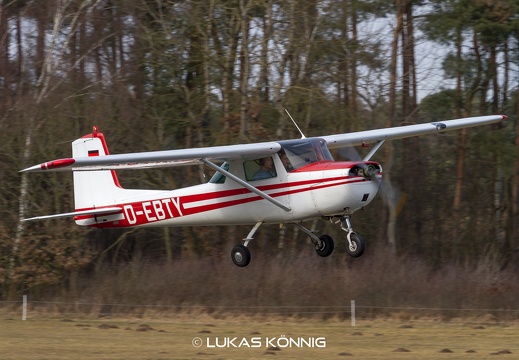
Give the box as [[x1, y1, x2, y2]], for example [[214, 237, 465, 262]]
[[383, 0, 405, 254], [239, 0, 252, 140], [12, 0, 102, 291]]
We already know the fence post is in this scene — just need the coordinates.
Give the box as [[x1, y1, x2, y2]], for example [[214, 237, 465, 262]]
[[351, 299, 355, 327], [22, 294, 27, 321]]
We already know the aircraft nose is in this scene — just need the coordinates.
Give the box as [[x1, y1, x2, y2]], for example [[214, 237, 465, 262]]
[[348, 162, 382, 179]]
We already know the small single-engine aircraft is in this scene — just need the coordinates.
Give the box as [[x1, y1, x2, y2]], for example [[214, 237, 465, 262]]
[[21, 114, 506, 266]]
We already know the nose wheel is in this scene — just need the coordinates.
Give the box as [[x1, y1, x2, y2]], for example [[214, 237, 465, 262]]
[[346, 232, 365, 257], [340, 215, 365, 258]]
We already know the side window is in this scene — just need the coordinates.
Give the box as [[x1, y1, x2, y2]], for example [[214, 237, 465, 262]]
[[278, 150, 294, 172], [208, 162, 229, 184], [244, 157, 277, 181]]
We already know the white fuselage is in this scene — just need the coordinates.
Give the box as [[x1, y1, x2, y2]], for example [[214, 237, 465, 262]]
[[76, 158, 381, 229]]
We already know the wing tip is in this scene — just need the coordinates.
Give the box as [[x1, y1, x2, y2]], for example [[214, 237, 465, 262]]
[[20, 158, 76, 173]]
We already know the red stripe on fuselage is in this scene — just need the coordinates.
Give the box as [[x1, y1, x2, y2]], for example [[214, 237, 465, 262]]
[[79, 175, 374, 228], [180, 175, 355, 203], [184, 178, 369, 216], [291, 160, 381, 172]]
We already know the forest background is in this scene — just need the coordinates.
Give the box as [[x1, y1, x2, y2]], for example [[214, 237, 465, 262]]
[[1, 0, 519, 318]]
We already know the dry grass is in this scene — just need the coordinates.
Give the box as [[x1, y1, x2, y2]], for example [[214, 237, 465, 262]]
[[34, 248, 518, 321], [3, 248, 519, 359], [0, 316, 518, 359]]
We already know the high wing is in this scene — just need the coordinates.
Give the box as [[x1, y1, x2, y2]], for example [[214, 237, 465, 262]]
[[21, 141, 281, 173], [321, 115, 506, 149], [20, 115, 505, 173]]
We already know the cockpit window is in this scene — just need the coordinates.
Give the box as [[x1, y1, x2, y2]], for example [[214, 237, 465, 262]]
[[279, 138, 333, 171], [208, 162, 229, 183], [244, 157, 277, 181]]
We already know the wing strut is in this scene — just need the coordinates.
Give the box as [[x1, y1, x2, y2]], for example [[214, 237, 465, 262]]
[[201, 159, 292, 212], [363, 140, 385, 161]]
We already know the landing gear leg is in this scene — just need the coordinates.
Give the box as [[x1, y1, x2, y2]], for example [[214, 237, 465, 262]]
[[294, 223, 335, 257], [231, 221, 262, 267], [340, 215, 365, 257]]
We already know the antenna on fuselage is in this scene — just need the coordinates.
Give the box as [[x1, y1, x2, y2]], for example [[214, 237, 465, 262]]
[[284, 109, 306, 139]]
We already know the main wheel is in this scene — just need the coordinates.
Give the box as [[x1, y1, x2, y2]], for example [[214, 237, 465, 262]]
[[231, 245, 251, 267], [346, 233, 365, 258], [315, 234, 334, 257]]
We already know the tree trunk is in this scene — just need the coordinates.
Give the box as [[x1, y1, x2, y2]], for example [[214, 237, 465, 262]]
[[274, 1, 294, 138], [258, 0, 272, 104], [383, 0, 404, 255], [0, 1, 9, 115], [452, 30, 482, 259], [511, 89, 519, 261], [239, 0, 250, 141], [350, 0, 358, 130], [401, 0, 421, 253], [340, 0, 350, 131]]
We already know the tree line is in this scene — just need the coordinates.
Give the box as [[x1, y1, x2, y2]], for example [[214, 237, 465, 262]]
[[0, 0, 518, 296]]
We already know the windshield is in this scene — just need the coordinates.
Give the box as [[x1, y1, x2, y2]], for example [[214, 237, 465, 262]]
[[279, 138, 333, 171]]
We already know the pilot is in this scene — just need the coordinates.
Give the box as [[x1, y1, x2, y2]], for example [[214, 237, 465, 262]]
[[252, 157, 276, 180], [279, 150, 294, 172]]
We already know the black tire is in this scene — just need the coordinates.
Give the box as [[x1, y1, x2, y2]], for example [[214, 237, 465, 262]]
[[346, 233, 365, 258], [231, 245, 251, 267], [315, 234, 334, 257]]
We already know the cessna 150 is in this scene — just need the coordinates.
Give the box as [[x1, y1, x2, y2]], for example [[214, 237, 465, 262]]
[[21, 114, 506, 267]]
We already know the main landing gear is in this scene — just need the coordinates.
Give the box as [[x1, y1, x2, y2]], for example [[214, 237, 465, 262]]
[[231, 244, 251, 267], [231, 221, 261, 267], [230, 215, 366, 267]]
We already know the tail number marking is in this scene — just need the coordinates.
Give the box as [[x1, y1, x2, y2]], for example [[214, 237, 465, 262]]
[[123, 197, 183, 225]]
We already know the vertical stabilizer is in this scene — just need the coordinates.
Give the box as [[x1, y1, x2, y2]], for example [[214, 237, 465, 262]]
[[72, 127, 125, 210]]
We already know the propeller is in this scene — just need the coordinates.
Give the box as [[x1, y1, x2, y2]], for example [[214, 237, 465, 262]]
[[337, 146, 406, 215]]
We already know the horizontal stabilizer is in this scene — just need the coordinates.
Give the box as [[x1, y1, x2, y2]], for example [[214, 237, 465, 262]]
[[22, 207, 122, 222]]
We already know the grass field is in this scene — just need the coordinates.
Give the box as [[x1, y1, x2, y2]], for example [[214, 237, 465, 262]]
[[0, 315, 517, 359]]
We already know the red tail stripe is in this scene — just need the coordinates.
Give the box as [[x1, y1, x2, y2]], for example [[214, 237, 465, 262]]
[[81, 129, 123, 189]]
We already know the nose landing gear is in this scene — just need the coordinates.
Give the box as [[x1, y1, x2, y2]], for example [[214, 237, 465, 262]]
[[340, 215, 365, 258]]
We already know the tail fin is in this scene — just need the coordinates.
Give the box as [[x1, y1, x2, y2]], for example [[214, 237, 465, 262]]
[[72, 127, 126, 210], [21, 127, 165, 225]]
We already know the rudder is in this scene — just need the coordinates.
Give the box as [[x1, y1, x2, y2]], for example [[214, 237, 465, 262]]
[[72, 127, 125, 210]]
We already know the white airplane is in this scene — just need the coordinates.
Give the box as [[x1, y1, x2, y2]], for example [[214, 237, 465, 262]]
[[21, 114, 506, 266]]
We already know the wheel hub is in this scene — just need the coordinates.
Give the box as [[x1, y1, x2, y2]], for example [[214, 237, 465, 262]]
[[234, 252, 243, 263]]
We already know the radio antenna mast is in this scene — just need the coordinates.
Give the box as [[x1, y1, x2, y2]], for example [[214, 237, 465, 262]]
[[284, 109, 306, 139]]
